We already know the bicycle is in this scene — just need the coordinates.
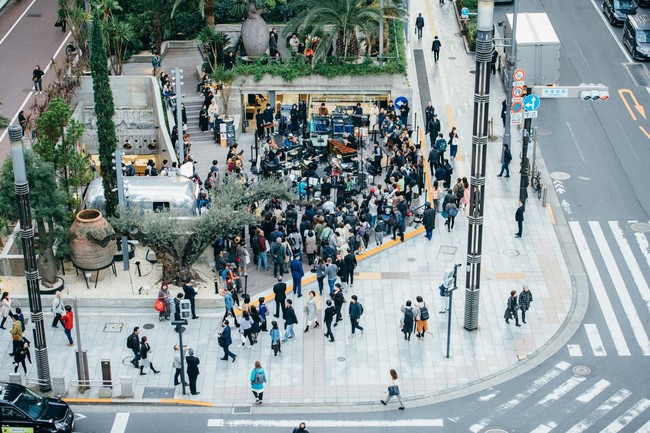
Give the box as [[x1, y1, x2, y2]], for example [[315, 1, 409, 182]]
[[530, 168, 543, 199]]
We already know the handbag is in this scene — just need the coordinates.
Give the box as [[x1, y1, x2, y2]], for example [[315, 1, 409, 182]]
[[441, 210, 448, 219], [154, 298, 164, 312], [449, 208, 459, 218], [388, 385, 400, 396]]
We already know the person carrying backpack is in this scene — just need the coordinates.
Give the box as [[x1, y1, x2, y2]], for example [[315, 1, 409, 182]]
[[400, 301, 415, 341], [250, 360, 267, 405], [435, 133, 447, 166]]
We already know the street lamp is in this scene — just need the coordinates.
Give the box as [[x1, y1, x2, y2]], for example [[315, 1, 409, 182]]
[[9, 125, 52, 391], [464, 0, 494, 332], [171, 68, 184, 164], [502, 0, 518, 148]]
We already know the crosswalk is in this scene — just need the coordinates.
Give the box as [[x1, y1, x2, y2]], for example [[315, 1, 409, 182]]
[[468, 361, 650, 433], [569, 220, 650, 358]]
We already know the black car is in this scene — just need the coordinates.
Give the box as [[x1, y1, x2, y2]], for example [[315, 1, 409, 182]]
[[603, 0, 638, 25], [0, 383, 74, 433]]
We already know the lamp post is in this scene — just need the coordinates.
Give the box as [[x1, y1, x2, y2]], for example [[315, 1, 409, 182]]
[[502, 0, 518, 148], [9, 125, 52, 391], [172, 68, 184, 164], [464, 0, 494, 332], [114, 149, 129, 269]]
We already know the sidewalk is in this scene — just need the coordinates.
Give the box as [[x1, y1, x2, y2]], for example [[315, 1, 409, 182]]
[[0, 0, 586, 412]]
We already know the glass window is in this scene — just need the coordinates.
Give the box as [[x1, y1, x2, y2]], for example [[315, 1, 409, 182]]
[[637, 29, 650, 43], [12, 388, 45, 419], [153, 202, 170, 213], [2, 405, 30, 421], [615, 0, 636, 12]]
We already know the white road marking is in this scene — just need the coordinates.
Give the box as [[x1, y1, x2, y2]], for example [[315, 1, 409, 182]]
[[207, 419, 444, 427], [592, 221, 650, 355], [589, 0, 633, 63], [610, 221, 650, 314], [478, 390, 500, 401], [0, 0, 38, 46], [469, 366, 565, 432], [600, 398, 650, 433], [530, 425, 554, 433], [585, 324, 607, 356], [556, 361, 572, 370], [109, 413, 130, 433], [638, 419, 650, 433], [75, 413, 87, 420], [535, 375, 586, 407], [567, 344, 583, 357], [576, 379, 611, 403], [566, 389, 631, 433], [570, 222, 631, 356]]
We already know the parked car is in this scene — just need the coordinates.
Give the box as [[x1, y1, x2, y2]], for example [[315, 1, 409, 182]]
[[0, 382, 74, 433], [635, 0, 650, 8], [624, 14, 650, 60], [603, 0, 637, 25]]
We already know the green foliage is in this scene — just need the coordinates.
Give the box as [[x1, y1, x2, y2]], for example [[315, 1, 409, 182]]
[[230, 0, 286, 19], [457, 0, 477, 50], [0, 99, 9, 130], [90, 12, 119, 217], [198, 26, 230, 73], [168, 10, 205, 39], [103, 16, 135, 75]]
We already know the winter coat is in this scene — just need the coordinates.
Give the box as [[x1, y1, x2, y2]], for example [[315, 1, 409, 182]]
[[306, 298, 317, 321], [304, 231, 318, 255], [1, 297, 12, 318], [271, 242, 285, 264], [283, 306, 298, 325], [423, 208, 436, 230], [519, 289, 533, 311], [400, 305, 415, 333]]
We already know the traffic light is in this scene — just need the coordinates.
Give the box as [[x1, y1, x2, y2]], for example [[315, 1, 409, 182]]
[[443, 268, 455, 289], [179, 299, 191, 319], [579, 83, 609, 101]]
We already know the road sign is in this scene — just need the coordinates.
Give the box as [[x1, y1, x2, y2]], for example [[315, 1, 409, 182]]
[[523, 110, 538, 119], [513, 69, 525, 81], [461, 7, 469, 19], [511, 101, 523, 113], [395, 96, 409, 109], [511, 112, 523, 125], [512, 86, 524, 98], [523, 94, 540, 111], [540, 87, 569, 98], [513, 81, 524, 88]]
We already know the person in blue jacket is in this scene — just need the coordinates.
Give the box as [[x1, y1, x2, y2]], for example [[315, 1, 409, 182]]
[[290, 254, 304, 297], [250, 360, 267, 405], [218, 319, 237, 362]]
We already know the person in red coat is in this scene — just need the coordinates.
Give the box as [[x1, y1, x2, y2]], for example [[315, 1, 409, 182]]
[[60, 305, 74, 346]]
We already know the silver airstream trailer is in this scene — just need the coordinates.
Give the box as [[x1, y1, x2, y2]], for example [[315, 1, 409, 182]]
[[83, 176, 199, 216]]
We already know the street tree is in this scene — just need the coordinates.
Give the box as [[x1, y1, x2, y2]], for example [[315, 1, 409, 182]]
[[198, 26, 230, 73], [90, 11, 119, 217], [172, 0, 216, 27], [104, 16, 135, 76], [211, 66, 238, 119], [111, 178, 294, 284]]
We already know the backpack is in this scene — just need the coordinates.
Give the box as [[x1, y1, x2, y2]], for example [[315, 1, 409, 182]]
[[126, 334, 135, 349], [376, 219, 386, 233], [404, 307, 414, 321], [253, 371, 264, 385], [419, 303, 430, 321], [456, 186, 464, 199], [288, 236, 296, 247], [359, 303, 364, 316], [439, 139, 448, 152]]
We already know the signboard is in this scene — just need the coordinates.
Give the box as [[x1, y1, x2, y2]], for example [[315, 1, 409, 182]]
[[512, 86, 524, 98], [513, 69, 525, 81], [461, 7, 469, 19], [513, 81, 525, 88], [523, 110, 538, 119], [511, 101, 523, 113], [540, 87, 569, 98], [2, 427, 34, 433], [523, 94, 540, 111], [511, 112, 523, 125], [220, 122, 236, 145], [395, 96, 409, 109]]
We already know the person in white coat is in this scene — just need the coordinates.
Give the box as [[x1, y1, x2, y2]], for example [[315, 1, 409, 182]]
[[304, 230, 317, 265], [303, 291, 320, 333], [1, 292, 12, 329], [51, 291, 65, 328], [380, 369, 405, 409]]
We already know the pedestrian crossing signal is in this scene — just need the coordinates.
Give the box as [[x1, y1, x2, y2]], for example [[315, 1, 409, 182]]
[[180, 299, 191, 319]]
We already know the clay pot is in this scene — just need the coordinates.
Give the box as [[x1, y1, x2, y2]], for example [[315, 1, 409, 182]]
[[241, 5, 269, 57], [69, 209, 116, 270]]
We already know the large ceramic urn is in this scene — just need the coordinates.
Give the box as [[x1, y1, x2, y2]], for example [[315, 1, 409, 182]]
[[241, 2, 269, 57], [69, 209, 116, 270]]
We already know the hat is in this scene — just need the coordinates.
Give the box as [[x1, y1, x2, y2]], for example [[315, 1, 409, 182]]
[[425, 201, 431, 207], [230, 262, 237, 267], [288, 133, 293, 137], [276, 237, 282, 243], [277, 276, 283, 281], [370, 187, 375, 193]]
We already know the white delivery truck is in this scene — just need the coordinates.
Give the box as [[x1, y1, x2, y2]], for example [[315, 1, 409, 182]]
[[503, 13, 561, 86]]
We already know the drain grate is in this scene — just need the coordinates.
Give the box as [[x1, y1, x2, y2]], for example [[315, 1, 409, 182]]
[[142, 387, 176, 398], [624, 63, 649, 87], [103, 323, 123, 333], [502, 249, 520, 257], [233, 406, 252, 414], [337, 356, 346, 362], [631, 222, 650, 233], [573, 365, 591, 376]]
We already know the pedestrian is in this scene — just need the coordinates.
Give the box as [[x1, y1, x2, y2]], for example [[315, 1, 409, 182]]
[[432, 36, 442, 63], [186, 348, 200, 395], [173, 292, 184, 321], [375, 214, 386, 245], [10, 315, 23, 356], [497, 144, 512, 177], [448, 127, 459, 160], [460, 177, 470, 211], [342, 250, 357, 289], [332, 283, 345, 325], [423, 202, 436, 240], [314, 257, 326, 295], [348, 295, 364, 337], [258, 297, 268, 332], [293, 422, 309, 433], [139, 336, 160, 374], [218, 319, 237, 362], [239, 311, 255, 349], [415, 13, 425, 38], [304, 291, 320, 333], [250, 360, 267, 405], [325, 257, 338, 295], [271, 238, 285, 277], [290, 254, 304, 297], [270, 320, 281, 356], [432, 180, 441, 211], [413, 296, 430, 338], [518, 285, 533, 323], [48, 291, 65, 328], [1, 291, 12, 329], [273, 276, 287, 318], [13, 340, 31, 374], [32, 65, 44, 94], [400, 101, 410, 126], [61, 305, 74, 346], [380, 369, 405, 410], [236, 240, 248, 276], [223, 286, 240, 327], [443, 195, 458, 232], [182, 277, 199, 319], [172, 345, 185, 386], [305, 231, 318, 265], [491, 48, 498, 75], [127, 327, 141, 368], [250, 305, 262, 343], [151, 53, 161, 76], [282, 299, 298, 342], [504, 290, 520, 326], [158, 281, 172, 321], [323, 299, 336, 342], [400, 301, 415, 341], [515, 200, 525, 238], [501, 99, 507, 128]]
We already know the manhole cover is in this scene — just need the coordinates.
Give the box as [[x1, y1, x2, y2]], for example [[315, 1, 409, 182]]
[[550, 171, 571, 181], [439, 245, 457, 255], [142, 387, 175, 399], [537, 128, 553, 136], [143, 323, 155, 330], [503, 249, 520, 257], [103, 323, 123, 332], [448, 56, 457, 60], [573, 365, 591, 376], [233, 406, 252, 414], [631, 222, 650, 233], [337, 356, 346, 362], [407, 258, 416, 262]]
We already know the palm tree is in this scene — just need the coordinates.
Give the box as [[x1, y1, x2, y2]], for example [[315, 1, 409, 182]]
[[284, 0, 403, 63], [172, 0, 216, 27], [94, 0, 123, 21], [105, 17, 135, 75]]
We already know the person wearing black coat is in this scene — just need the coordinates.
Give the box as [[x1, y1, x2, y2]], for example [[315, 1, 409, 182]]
[[128, 327, 141, 368], [518, 285, 533, 323], [342, 252, 357, 288], [273, 276, 287, 318], [504, 290, 520, 326], [139, 336, 160, 375], [185, 349, 201, 395], [323, 300, 336, 342], [219, 320, 237, 362], [515, 200, 525, 238], [423, 202, 436, 240], [428, 115, 441, 146], [332, 284, 345, 324], [182, 278, 199, 319]]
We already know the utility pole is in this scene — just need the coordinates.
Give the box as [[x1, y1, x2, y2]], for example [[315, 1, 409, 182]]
[[172, 68, 184, 164], [502, 0, 518, 148], [519, 116, 531, 208], [464, 0, 494, 332], [9, 126, 52, 392], [114, 149, 130, 269], [379, 0, 384, 65]]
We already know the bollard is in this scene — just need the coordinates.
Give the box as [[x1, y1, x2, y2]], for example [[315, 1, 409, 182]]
[[98, 386, 112, 398], [542, 186, 548, 207], [52, 376, 67, 397], [120, 376, 134, 398], [8, 373, 22, 385]]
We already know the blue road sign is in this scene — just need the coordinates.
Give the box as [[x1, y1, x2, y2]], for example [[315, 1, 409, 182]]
[[395, 96, 409, 109], [523, 94, 540, 111]]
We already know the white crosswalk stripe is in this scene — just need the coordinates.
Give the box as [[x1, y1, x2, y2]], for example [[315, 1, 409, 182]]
[[535, 375, 586, 407], [610, 222, 650, 315], [584, 324, 607, 356], [567, 344, 583, 357], [565, 389, 632, 433], [600, 398, 650, 433]]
